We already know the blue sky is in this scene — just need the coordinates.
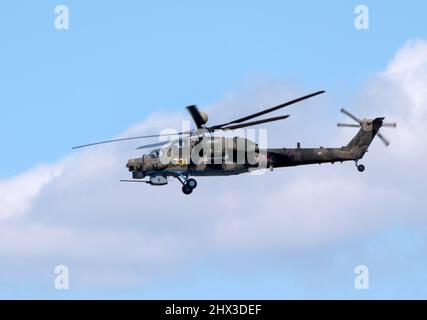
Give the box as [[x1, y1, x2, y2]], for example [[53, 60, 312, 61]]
[[1, 0, 427, 176], [1, 1, 427, 299]]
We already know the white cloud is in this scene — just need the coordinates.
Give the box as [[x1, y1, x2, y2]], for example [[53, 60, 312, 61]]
[[362, 40, 427, 160], [0, 164, 63, 220], [0, 40, 426, 291]]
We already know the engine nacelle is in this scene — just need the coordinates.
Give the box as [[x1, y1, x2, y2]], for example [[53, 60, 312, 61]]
[[149, 175, 168, 186]]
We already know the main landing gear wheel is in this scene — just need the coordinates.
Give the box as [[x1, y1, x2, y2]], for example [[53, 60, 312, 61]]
[[357, 164, 365, 172], [186, 178, 197, 189], [182, 184, 193, 195], [181, 178, 197, 195]]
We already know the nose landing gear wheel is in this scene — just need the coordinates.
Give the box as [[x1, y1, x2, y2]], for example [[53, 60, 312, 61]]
[[357, 164, 365, 172], [182, 185, 193, 195]]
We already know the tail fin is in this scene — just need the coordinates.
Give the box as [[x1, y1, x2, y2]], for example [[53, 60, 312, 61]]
[[346, 117, 384, 158], [346, 117, 384, 149]]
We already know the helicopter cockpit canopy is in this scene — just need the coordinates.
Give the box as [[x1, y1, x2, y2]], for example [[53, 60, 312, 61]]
[[149, 149, 161, 159], [148, 145, 175, 160]]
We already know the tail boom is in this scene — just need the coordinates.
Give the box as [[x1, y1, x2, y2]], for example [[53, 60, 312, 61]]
[[267, 117, 387, 168]]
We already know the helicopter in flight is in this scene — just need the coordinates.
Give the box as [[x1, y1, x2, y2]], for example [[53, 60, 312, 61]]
[[73, 91, 396, 194]]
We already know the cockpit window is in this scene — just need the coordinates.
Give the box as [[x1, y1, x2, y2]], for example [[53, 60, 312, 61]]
[[149, 150, 163, 159]]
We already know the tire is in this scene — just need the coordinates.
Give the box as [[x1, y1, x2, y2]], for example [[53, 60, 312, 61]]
[[186, 178, 197, 189], [357, 164, 365, 172], [182, 185, 193, 195]]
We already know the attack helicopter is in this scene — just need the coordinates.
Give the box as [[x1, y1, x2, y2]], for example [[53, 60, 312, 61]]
[[73, 91, 396, 194]]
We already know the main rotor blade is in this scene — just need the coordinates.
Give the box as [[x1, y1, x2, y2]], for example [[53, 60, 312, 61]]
[[340, 108, 362, 124], [72, 131, 191, 149], [210, 91, 325, 130], [186, 105, 206, 128], [377, 131, 390, 146], [219, 115, 290, 131], [382, 122, 397, 128], [337, 123, 360, 128], [135, 141, 175, 150]]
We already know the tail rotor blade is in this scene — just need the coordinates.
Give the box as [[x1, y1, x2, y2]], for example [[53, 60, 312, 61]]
[[377, 131, 390, 147], [382, 122, 397, 128], [337, 123, 360, 128], [340, 108, 362, 124]]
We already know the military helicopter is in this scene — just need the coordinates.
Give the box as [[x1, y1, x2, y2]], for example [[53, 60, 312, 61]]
[[73, 91, 396, 194]]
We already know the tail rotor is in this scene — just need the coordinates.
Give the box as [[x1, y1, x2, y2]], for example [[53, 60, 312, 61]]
[[337, 108, 397, 147]]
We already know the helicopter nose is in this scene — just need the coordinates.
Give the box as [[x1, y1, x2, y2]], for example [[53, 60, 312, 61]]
[[126, 158, 144, 171], [142, 156, 154, 171], [126, 159, 136, 171]]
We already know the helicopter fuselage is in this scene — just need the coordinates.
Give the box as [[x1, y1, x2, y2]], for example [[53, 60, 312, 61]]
[[124, 116, 386, 193]]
